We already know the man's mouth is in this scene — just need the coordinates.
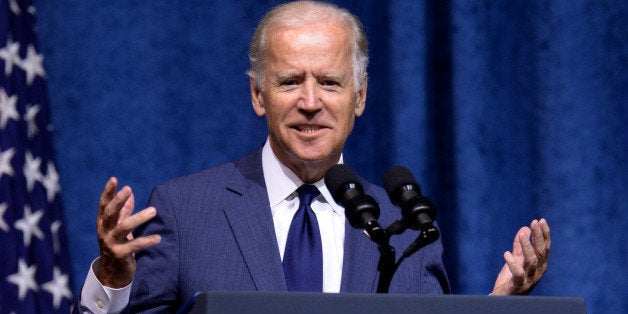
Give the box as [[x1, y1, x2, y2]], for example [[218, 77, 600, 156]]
[[297, 125, 321, 133]]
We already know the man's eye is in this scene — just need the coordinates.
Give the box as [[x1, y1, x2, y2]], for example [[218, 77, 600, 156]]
[[281, 79, 299, 86], [322, 80, 340, 87]]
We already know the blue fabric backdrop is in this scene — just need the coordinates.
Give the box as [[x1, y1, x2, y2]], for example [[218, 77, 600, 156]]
[[33, 1, 625, 312]]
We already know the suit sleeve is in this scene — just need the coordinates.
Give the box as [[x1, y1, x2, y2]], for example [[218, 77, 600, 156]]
[[127, 185, 182, 312]]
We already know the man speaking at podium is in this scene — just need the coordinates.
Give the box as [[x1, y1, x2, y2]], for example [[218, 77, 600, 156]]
[[77, 1, 551, 312]]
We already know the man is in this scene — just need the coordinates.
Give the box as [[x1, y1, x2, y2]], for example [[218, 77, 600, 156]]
[[79, 1, 551, 312]]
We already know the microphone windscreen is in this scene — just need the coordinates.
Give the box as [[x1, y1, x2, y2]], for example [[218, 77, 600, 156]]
[[324, 164, 362, 200], [383, 166, 420, 200]]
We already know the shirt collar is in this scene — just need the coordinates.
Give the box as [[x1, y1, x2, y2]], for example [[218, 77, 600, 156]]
[[261, 138, 344, 215]]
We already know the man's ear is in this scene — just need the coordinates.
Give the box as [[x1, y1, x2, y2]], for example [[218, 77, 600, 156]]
[[250, 77, 265, 117], [354, 76, 367, 117]]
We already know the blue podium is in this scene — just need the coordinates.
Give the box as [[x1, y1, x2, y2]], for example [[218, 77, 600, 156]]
[[180, 291, 586, 314]]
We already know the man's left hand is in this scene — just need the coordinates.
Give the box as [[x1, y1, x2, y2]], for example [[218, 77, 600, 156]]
[[491, 218, 551, 295]]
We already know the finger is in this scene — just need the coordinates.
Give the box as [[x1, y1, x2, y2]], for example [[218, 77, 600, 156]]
[[519, 230, 538, 277], [512, 227, 530, 262], [98, 177, 118, 215], [504, 251, 522, 273], [118, 188, 136, 222], [531, 219, 545, 255], [504, 251, 525, 292], [131, 234, 162, 251], [538, 218, 551, 272], [540, 218, 551, 248], [112, 207, 157, 240], [103, 234, 162, 260], [102, 186, 133, 224], [531, 219, 550, 265]]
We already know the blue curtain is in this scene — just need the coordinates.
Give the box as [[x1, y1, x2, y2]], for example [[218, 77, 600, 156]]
[[34, 1, 626, 312]]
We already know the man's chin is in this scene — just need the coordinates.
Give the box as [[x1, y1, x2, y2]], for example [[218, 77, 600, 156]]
[[287, 148, 337, 165], [273, 139, 340, 167]]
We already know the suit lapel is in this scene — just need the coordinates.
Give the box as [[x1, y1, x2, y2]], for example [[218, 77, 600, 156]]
[[222, 149, 287, 291]]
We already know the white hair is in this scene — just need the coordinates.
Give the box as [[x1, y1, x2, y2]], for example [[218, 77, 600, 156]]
[[247, 1, 369, 92]]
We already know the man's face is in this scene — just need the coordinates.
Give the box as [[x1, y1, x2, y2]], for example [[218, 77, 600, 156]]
[[250, 21, 367, 180]]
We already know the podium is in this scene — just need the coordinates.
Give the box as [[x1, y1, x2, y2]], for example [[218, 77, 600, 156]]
[[180, 291, 586, 314]]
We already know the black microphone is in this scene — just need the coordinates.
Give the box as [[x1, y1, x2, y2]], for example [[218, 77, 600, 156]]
[[324, 164, 386, 244], [383, 166, 436, 231]]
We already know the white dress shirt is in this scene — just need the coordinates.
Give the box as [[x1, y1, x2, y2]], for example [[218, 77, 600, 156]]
[[261, 140, 345, 293], [80, 139, 346, 312]]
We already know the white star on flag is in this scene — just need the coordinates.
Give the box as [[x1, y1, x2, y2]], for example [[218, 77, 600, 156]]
[[9, 0, 22, 15], [0, 87, 20, 129], [17, 44, 46, 85], [0, 203, 9, 232], [0, 148, 16, 178], [7, 259, 38, 300], [25, 103, 40, 138], [51, 220, 61, 254], [41, 267, 73, 309], [14, 205, 45, 247], [23, 151, 43, 192], [0, 38, 21, 76], [42, 161, 61, 202]]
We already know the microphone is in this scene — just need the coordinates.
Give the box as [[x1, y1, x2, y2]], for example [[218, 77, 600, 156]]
[[324, 164, 386, 244], [383, 166, 436, 232]]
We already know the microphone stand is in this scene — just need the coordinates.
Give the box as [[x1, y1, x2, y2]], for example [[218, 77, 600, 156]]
[[376, 244, 396, 293], [374, 220, 440, 293], [375, 221, 403, 293]]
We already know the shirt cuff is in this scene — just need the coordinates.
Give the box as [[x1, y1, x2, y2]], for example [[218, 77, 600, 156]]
[[80, 258, 132, 313]]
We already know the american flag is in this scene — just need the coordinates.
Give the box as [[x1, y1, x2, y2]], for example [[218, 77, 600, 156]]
[[0, 0, 74, 312]]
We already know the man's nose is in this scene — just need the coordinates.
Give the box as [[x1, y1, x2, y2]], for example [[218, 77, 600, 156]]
[[298, 81, 323, 111]]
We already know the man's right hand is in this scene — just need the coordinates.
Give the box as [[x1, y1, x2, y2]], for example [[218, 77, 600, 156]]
[[95, 177, 161, 288]]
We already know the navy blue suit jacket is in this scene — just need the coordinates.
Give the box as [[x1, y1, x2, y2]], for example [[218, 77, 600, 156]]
[[128, 149, 449, 312]]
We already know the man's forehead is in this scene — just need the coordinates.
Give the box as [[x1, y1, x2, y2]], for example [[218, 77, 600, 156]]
[[266, 19, 351, 43], [263, 46, 354, 78]]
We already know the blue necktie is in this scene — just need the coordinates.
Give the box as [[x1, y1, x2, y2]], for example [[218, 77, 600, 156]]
[[283, 184, 323, 291]]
